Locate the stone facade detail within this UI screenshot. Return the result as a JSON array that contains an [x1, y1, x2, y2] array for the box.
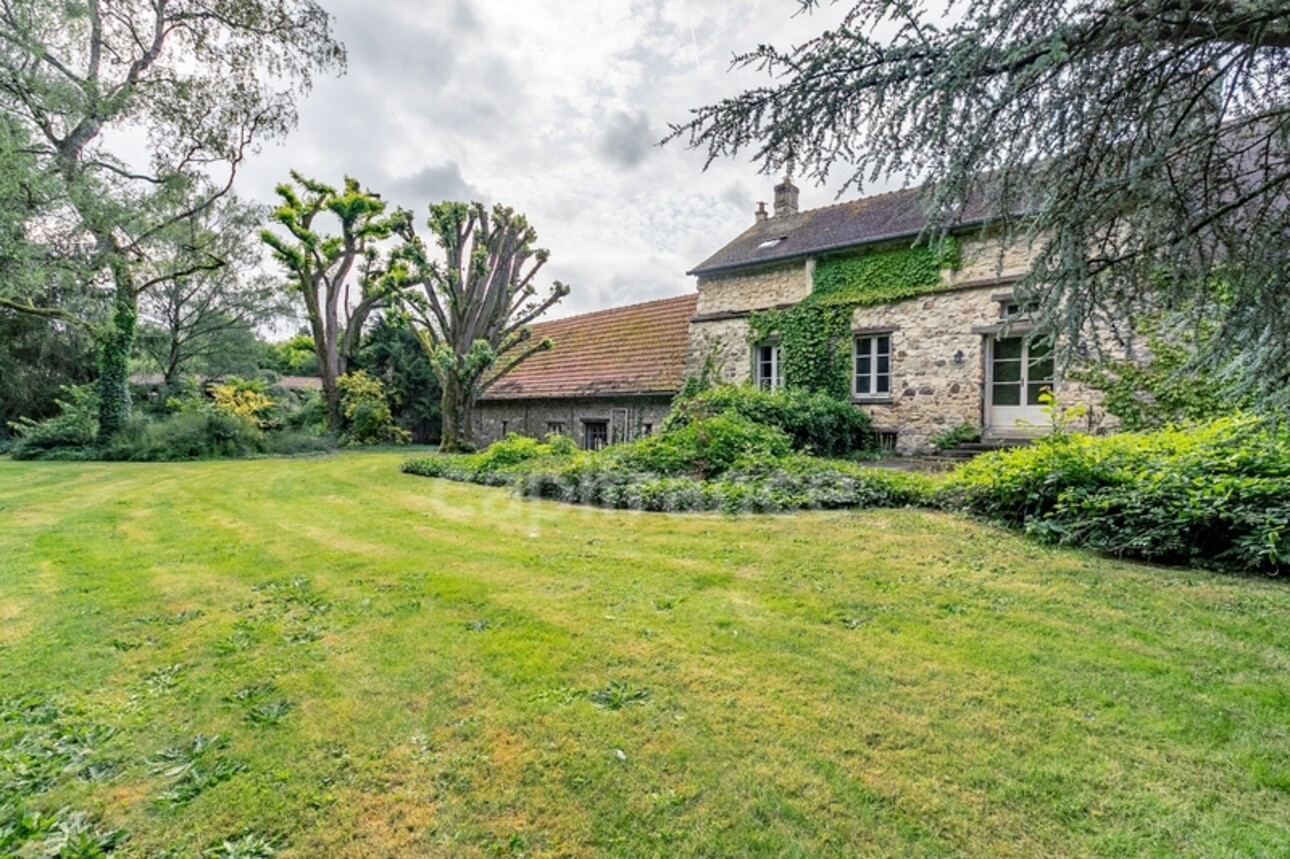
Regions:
[[686, 318, 754, 385], [946, 233, 1034, 286], [693, 263, 810, 315], [474, 396, 674, 450]]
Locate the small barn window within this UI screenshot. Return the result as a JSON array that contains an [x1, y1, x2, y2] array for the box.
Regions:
[[583, 420, 609, 451]]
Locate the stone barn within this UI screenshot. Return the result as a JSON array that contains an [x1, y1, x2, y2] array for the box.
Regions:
[[474, 293, 697, 450]]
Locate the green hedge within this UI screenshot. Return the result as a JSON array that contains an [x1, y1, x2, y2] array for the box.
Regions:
[[664, 385, 874, 458], [942, 417, 1289, 573]]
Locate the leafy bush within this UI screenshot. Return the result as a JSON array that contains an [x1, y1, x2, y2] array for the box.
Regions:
[[337, 371, 410, 446], [665, 384, 873, 457], [618, 412, 792, 479], [930, 421, 981, 450], [8, 385, 100, 460], [402, 433, 575, 485], [942, 417, 1289, 572], [100, 411, 267, 461], [211, 378, 277, 429]]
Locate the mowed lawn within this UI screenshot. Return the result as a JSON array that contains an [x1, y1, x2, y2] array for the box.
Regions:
[[2, 453, 1289, 858]]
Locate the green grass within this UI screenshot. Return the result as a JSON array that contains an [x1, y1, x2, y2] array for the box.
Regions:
[[1, 452, 1288, 857]]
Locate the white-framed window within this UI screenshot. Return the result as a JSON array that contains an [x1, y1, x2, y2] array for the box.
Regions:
[[853, 334, 892, 398], [753, 342, 782, 391]]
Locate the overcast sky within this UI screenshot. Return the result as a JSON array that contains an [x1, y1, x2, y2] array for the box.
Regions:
[[239, 0, 867, 319]]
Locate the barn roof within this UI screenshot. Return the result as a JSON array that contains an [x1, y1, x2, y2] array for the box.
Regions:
[[481, 293, 698, 401]]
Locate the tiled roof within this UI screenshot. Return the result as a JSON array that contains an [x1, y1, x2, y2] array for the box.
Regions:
[[688, 184, 994, 276], [129, 374, 322, 391], [481, 293, 698, 401]]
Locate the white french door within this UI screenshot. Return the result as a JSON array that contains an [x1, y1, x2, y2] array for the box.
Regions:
[[987, 336, 1055, 432]]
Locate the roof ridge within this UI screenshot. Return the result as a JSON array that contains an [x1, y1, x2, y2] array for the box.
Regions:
[[534, 291, 696, 326], [791, 183, 922, 219]]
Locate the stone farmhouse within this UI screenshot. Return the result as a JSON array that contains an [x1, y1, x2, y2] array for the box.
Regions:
[[476, 177, 1107, 454]]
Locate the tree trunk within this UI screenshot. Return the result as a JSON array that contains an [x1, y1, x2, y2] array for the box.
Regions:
[[97, 266, 137, 440], [438, 375, 476, 452]]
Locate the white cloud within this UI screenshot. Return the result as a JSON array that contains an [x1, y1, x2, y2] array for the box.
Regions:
[[241, 0, 864, 319]]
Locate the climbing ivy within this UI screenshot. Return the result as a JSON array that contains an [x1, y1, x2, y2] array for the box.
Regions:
[[748, 238, 961, 398]]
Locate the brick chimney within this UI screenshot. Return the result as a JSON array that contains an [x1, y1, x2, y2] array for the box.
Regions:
[[755, 201, 768, 223], [773, 175, 799, 217]]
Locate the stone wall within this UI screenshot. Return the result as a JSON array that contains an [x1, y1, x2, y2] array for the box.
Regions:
[[945, 233, 1034, 286], [851, 285, 1109, 453], [474, 396, 674, 449], [686, 317, 755, 385], [694, 262, 810, 315]]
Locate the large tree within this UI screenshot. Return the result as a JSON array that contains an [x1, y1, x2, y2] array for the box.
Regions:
[[670, 0, 1290, 408], [0, 0, 344, 437], [396, 202, 569, 452], [138, 195, 288, 385], [260, 173, 407, 430]]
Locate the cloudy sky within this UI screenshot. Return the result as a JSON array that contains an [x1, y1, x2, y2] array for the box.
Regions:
[[239, 0, 865, 319]]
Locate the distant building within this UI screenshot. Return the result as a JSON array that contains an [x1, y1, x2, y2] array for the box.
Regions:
[[473, 293, 697, 450]]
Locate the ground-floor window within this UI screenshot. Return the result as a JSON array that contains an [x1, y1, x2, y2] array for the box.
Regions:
[[547, 421, 566, 436], [583, 420, 609, 451], [853, 334, 891, 398], [753, 342, 782, 391]]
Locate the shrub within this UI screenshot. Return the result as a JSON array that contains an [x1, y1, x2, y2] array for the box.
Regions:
[[8, 385, 100, 460], [942, 417, 1289, 573], [337, 371, 410, 446], [618, 412, 792, 479], [401, 433, 578, 485], [211, 378, 277, 429], [930, 421, 981, 450], [665, 384, 873, 457], [100, 410, 267, 461]]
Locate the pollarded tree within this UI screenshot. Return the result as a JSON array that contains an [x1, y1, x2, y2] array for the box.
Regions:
[[260, 174, 408, 429], [0, 0, 344, 437], [669, 0, 1290, 408], [395, 202, 570, 452]]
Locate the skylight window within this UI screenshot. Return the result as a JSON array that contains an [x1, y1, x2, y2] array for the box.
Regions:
[[757, 236, 788, 250]]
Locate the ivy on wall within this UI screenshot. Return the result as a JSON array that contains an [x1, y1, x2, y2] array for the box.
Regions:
[[748, 238, 961, 398]]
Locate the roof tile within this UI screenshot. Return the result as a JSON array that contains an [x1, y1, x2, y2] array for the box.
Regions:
[[481, 293, 697, 401]]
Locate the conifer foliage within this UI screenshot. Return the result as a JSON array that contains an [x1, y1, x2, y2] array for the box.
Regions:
[[670, 0, 1290, 408]]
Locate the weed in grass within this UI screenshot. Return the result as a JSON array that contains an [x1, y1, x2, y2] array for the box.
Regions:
[[212, 632, 253, 655], [149, 734, 230, 778], [141, 664, 186, 695], [0, 806, 127, 857], [156, 758, 247, 807], [245, 700, 294, 727], [466, 619, 491, 632], [224, 684, 277, 704], [0, 701, 118, 797], [283, 626, 324, 645], [202, 832, 283, 857], [108, 638, 143, 651], [589, 680, 649, 710]]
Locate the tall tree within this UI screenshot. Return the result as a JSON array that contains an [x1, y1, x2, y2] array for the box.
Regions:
[[0, 0, 344, 437], [260, 173, 407, 429], [669, 0, 1290, 408], [396, 202, 569, 452], [354, 313, 443, 444], [138, 194, 288, 385]]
